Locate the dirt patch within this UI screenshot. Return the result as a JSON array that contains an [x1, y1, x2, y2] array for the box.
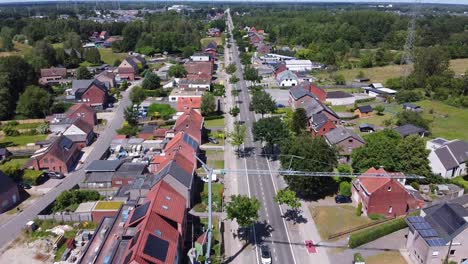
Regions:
[[0, 238, 54, 264]]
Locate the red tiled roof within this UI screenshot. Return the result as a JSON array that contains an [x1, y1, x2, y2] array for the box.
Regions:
[[174, 109, 203, 144], [163, 132, 197, 166], [177, 97, 201, 112], [114, 134, 127, 139], [357, 167, 405, 193], [147, 180, 186, 224], [184, 61, 213, 77]]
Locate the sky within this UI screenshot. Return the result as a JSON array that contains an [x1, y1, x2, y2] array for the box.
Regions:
[[0, 0, 466, 5]]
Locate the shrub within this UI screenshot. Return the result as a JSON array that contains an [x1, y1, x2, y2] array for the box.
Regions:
[[204, 115, 224, 121], [339, 181, 351, 196], [3, 126, 20, 136], [348, 217, 407, 248], [451, 176, 468, 193], [353, 252, 365, 262], [22, 170, 44, 185], [410, 182, 420, 191], [337, 164, 352, 174], [356, 97, 376, 104], [356, 202, 362, 216], [116, 125, 138, 137]]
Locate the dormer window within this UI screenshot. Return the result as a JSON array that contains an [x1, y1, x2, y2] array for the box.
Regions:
[[388, 186, 392, 191]]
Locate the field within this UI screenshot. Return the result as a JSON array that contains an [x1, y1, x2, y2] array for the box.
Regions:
[[0, 42, 32, 57], [310, 205, 376, 240], [0, 134, 48, 147], [204, 117, 225, 128], [201, 37, 223, 47], [315, 58, 468, 84], [98, 48, 127, 65]]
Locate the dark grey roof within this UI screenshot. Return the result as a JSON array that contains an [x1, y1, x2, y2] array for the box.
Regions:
[[59, 136, 74, 149], [326, 91, 353, 99], [424, 203, 468, 242], [129, 201, 150, 224], [115, 163, 148, 179], [140, 125, 157, 134], [85, 160, 124, 172], [325, 127, 365, 145], [394, 124, 427, 137], [359, 123, 374, 129], [311, 112, 328, 130], [0, 171, 17, 194], [0, 148, 11, 156], [358, 105, 373, 113], [156, 161, 193, 188], [289, 86, 314, 100], [65, 134, 88, 143], [432, 138, 448, 145], [435, 147, 459, 170], [84, 172, 114, 183], [444, 140, 468, 164], [403, 103, 420, 109], [71, 80, 94, 94]]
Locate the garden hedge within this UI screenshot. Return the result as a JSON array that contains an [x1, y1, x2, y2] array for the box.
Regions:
[[348, 217, 407, 248]]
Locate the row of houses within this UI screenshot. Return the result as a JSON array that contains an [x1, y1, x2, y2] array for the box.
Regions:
[[78, 108, 205, 263]]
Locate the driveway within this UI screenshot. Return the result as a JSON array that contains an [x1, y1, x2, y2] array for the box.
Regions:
[[265, 88, 289, 106]]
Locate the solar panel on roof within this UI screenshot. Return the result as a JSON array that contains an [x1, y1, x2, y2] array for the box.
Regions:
[[130, 230, 140, 247], [129, 202, 150, 224], [407, 216, 425, 223], [426, 238, 446, 247], [183, 133, 199, 150], [143, 234, 169, 262], [419, 229, 438, 238], [413, 222, 432, 230]]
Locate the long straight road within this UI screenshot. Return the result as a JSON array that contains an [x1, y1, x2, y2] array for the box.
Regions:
[[225, 10, 296, 264], [0, 81, 140, 249]]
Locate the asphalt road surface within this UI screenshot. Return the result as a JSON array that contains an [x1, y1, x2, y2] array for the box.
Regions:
[[0, 81, 139, 249]]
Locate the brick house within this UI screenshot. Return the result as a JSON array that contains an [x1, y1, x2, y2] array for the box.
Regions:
[[71, 80, 108, 109], [309, 83, 327, 102], [176, 97, 201, 113], [310, 113, 336, 138], [63, 118, 95, 149], [39, 67, 67, 86], [95, 71, 116, 88], [65, 103, 97, 126], [352, 167, 424, 217], [325, 127, 365, 162], [354, 105, 373, 118], [0, 171, 20, 213], [118, 58, 138, 80], [27, 136, 81, 174]]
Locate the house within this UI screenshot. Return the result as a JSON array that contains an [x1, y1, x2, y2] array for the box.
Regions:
[[184, 61, 213, 81], [118, 58, 138, 80], [63, 118, 95, 149], [256, 43, 271, 55], [308, 83, 327, 102], [39, 67, 67, 86], [405, 201, 468, 264], [325, 127, 365, 161], [99, 31, 109, 40], [112, 162, 148, 188], [66, 103, 97, 126], [0, 148, 12, 162], [394, 124, 428, 137], [285, 59, 313, 72], [359, 123, 375, 133], [204, 41, 218, 56], [177, 97, 201, 113], [426, 138, 468, 178], [173, 109, 204, 144], [138, 125, 158, 140], [83, 159, 124, 189], [277, 70, 298, 87], [95, 71, 116, 89], [402, 103, 422, 112], [178, 79, 211, 91], [26, 136, 81, 174], [70, 79, 108, 109], [190, 53, 211, 62], [354, 105, 373, 118], [207, 27, 220, 37], [352, 167, 424, 217], [0, 171, 19, 213], [310, 112, 336, 138], [326, 91, 355, 106], [370, 83, 384, 89]]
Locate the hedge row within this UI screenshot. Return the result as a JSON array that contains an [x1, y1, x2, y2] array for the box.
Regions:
[[356, 97, 376, 104], [348, 217, 407, 248], [204, 115, 224, 121], [341, 115, 359, 121]]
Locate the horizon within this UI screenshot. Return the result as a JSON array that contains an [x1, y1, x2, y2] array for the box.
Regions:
[[0, 0, 466, 5]]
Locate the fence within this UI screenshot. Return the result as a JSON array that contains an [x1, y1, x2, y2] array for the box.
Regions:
[[37, 213, 92, 222]]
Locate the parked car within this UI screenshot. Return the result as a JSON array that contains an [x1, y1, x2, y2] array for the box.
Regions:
[[260, 245, 272, 264], [47, 171, 64, 179], [208, 137, 219, 144], [202, 174, 218, 183], [335, 195, 352, 204], [18, 182, 32, 189], [276, 103, 285, 108]]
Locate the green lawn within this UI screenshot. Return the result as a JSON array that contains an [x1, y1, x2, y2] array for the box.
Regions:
[[353, 112, 392, 127], [0, 41, 32, 57], [98, 48, 127, 65], [199, 183, 224, 212], [366, 252, 407, 264], [204, 118, 225, 128], [416, 100, 468, 140], [330, 105, 352, 112], [8, 122, 45, 130], [310, 205, 376, 240], [200, 216, 222, 263], [0, 158, 29, 170], [94, 201, 123, 210], [205, 150, 224, 160], [201, 37, 223, 47], [208, 159, 225, 169], [0, 134, 47, 147]]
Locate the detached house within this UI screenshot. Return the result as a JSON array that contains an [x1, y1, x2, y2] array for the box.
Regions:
[[354, 105, 373, 118], [426, 138, 468, 178], [352, 167, 424, 217], [325, 127, 365, 162], [63, 118, 95, 149], [27, 136, 81, 174], [69, 80, 108, 109], [118, 58, 138, 80], [0, 171, 19, 214], [204, 41, 217, 56], [95, 70, 116, 88], [39, 67, 67, 86], [277, 70, 298, 87]]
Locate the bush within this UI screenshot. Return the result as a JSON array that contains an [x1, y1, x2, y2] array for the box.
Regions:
[[356, 97, 376, 104], [143, 89, 168, 97], [348, 217, 407, 248], [3, 126, 20, 136], [22, 170, 44, 185], [164, 120, 176, 126], [410, 182, 420, 191], [451, 176, 468, 193], [356, 202, 362, 216], [116, 125, 138, 137], [339, 181, 351, 196], [353, 252, 365, 262], [53, 190, 101, 212]]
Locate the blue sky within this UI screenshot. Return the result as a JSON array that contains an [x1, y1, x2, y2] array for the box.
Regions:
[[0, 0, 466, 5]]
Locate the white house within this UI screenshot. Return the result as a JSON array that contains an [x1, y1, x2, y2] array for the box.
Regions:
[[190, 53, 210, 62], [259, 53, 294, 64], [325, 91, 355, 106], [426, 138, 468, 178], [276, 70, 298, 87], [285, 59, 313, 72]]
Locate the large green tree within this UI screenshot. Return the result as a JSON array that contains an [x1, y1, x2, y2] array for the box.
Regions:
[[250, 90, 276, 117], [281, 135, 338, 199], [16, 86, 52, 118], [292, 108, 308, 135], [413, 46, 451, 86], [244, 66, 261, 84], [168, 64, 187, 78], [124, 105, 139, 126], [63, 32, 82, 50], [76, 66, 93, 79], [274, 188, 301, 210], [201, 93, 216, 116], [142, 72, 161, 90], [253, 116, 290, 149], [228, 123, 247, 155], [84, 47, 102, 65], [397, 135, 431, 177], [130, 86, 146, 104], [226, 195, 260, 229], [396, 111, 430, 130]]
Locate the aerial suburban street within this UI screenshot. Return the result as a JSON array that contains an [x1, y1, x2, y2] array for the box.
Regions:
[[0, 81, 139, 249]]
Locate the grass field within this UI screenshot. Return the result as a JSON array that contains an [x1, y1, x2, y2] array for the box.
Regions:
[[0, 42, 33, 57], [310, 205, 376, 240], [208, 159, 225, 169], [98, 48, 127, 65], [204, 117, 225, 128], [316, 58, 468, 84], [0, 134, 47, 147], [201, 37, 223, 47], [94, 201, 124, 210], [366, 251, 407, 264]]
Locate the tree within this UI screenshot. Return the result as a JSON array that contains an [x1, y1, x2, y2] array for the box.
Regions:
[[168, 64, 187, 78], [0, 26, 14, 51], [397, 135, 431, 176], [413, 46, 450, 86], [281, 135, 338, 199], [396, 90, 423, 103], [226, 63, 237, 74], [84, 47, 102, 64], [229, 106, 240, 117], [228, 123, 246, 154], [201, 93, 216, 116], [211, 83, 225, 96], [333, 74, 346, 85], [226, 195, 260, 229], [253, 116, 289, 150], [396, 111, 430, 130], [374, 105, 385, 116], [29, 40, 56, 70], [142, 72, 161, 90], [339, 181, 351, 197], [16, 86, 52, 118], [229, 75, 239, 84], [63, 32, 82, 50], [244, 66, 261, 84], [124, 105, 139, 126], [130, 86, 146, 104], [292, 108, 308, 135], [274, 189, 301, 210], [76, 66, 93, 79], [250, 90, 276, 117]]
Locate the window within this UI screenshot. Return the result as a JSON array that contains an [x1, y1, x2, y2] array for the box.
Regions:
[[348, 139, 353, 143], [388, 206, 393, 213], [388, 186, 392, 191], [450, 250, 455, 255], [115, 180, 122, 185], [432, 251, 439, 257]]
